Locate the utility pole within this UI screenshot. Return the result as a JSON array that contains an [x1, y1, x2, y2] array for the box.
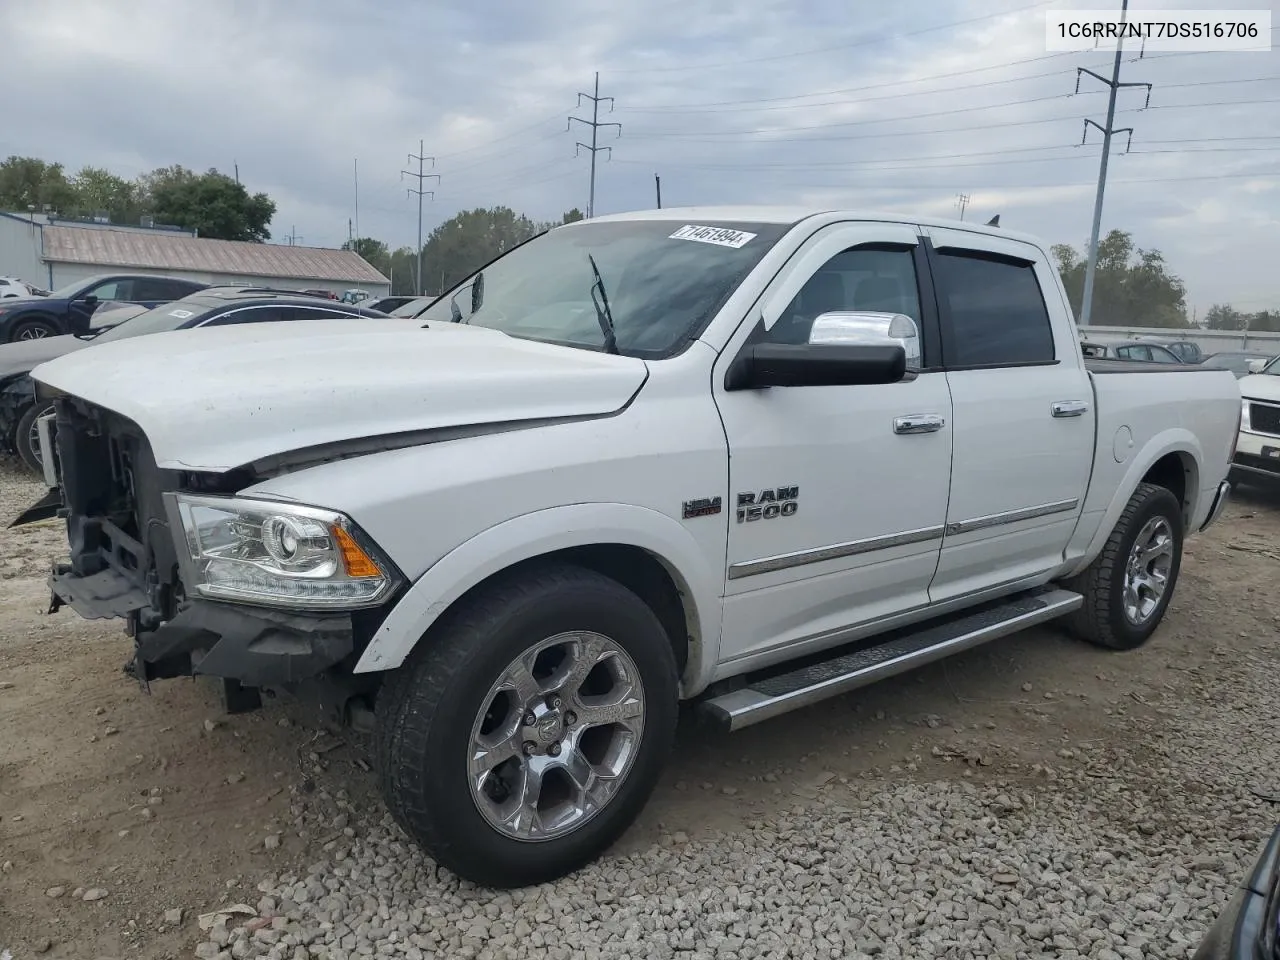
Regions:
[[283, 226, 302, 246], [568, 72, 621, 219], [234, 162, 239, 185], [401, 140, 439, 295], [655, 174, 662, 209], [955, 193, 970, 221], [353, 158, 360, 246], [1076, 0, 1151, 326], [347, 218, 354, 249]]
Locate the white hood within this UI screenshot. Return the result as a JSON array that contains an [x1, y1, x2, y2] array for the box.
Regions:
[[30, 318, 648, 472], [1240, 372, 1280, 403]]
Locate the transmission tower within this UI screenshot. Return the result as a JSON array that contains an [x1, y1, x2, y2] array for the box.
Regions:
[[1076, 0, 1151, 326], [955, 194, 970, 221], [401, 140, 440, 295], [568, 72, 621, 219]]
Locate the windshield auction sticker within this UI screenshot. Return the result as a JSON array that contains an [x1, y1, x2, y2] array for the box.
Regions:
[[669, 225, 757, 248]]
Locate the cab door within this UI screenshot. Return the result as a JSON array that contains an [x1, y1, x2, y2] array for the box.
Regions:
[[711, 222, 954, 670], [922, 226, 1095, 602]]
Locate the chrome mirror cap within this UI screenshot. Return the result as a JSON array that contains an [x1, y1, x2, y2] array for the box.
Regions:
[[809, 311, 921, 372]]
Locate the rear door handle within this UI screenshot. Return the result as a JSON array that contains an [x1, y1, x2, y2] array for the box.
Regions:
[[893, 414, 945, 435], [1051, 400, 1090, 418]]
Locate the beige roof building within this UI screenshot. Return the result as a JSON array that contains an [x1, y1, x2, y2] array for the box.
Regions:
[[0, 213, 389, 298]]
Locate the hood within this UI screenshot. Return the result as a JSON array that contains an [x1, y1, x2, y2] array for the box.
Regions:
[[31, 318, 649, 472], [0, 335, 89, 380], [1240, 372, 1280, 403]]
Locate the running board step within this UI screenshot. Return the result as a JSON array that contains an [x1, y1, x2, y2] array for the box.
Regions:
[[702, 588, 1083, 732]]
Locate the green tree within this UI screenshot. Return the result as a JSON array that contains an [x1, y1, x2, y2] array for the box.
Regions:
[[419, 206, 547, 294], [0, 156, 77, 213], [1205, 303, 1280, 333], [68, 166, 141, 222], [1053, 230, 1189, 328], [146, 166, 276, 242], [562, 208, 585, 224]]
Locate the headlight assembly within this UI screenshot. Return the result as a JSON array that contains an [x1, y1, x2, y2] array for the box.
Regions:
[[167, 494, 398, 610], [1241, 398, 1252, 433]]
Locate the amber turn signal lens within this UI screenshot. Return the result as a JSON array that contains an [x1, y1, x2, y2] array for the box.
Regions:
[[333, 526, 382, 578]]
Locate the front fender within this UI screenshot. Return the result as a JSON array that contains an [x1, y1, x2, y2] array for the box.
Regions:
[[355, 502, 725, 694], [1064, 428, 1204, 577]]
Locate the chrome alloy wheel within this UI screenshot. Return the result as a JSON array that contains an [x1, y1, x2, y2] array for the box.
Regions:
[[1123, 515, 1174, 625], [26, 413, 43, 465], [467, 631, 646, 841], [17, 326, 48, 340]]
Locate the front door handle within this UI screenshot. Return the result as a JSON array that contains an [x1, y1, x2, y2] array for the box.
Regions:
[[893, 413, 945, 435], [1051, 400, 1090, 418]]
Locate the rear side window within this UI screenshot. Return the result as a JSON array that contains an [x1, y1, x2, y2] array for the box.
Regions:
[[200, 306, 292, 326], [935, 251, 1055, 367]]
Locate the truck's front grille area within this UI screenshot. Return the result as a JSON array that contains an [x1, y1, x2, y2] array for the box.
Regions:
[[1251, 401, 1280, 436]]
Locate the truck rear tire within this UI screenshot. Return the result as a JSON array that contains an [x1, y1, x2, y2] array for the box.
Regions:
[[374, 563, 680, 888], [1060, 482, 1184, 650]]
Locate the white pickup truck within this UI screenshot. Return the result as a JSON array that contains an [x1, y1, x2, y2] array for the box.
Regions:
[[17, 206, 1240, 888]]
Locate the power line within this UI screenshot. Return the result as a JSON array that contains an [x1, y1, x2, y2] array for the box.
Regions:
[[607, 0, 1056, 73], [626, 96, 1280, 143], [568, 72, 621, 219], [401, 139, 439, 296], [1078, 0, 1151, 326], [625, 73, 1278, 116]]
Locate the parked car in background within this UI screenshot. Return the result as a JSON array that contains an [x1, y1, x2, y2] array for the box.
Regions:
[[340, 288, 371, 304], [387, 295, 437, 318], [1, 287, 393, 472], [1132, 336, 1204, 363], [1192, 823, 1280, 959], [357, 295, 418, 314], [0, 277, 41, 299], [1231, 355, 1280, 489], [298, 288, 339, 300], [0, 273, 207, 343], [1201, 351, 1275, 379], [1080, 339, 1183, 363], [17, 207, 1240, 888]]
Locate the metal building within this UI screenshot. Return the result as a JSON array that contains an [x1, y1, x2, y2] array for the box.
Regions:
[[0, 212, 389, 298]]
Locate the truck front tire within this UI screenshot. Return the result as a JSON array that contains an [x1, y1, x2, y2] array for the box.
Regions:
[[1061, 482, 1184, 650], [374, 563, 680, 888]]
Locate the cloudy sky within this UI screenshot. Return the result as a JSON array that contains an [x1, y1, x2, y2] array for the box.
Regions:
[[1, 0, 1276, 313]]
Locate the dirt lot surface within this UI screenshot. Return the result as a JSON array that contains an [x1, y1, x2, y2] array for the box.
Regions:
[[2, 459, 1280, 959]]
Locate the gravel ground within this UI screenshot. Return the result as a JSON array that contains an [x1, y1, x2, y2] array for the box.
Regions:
[[3, 458, 1280, 960]]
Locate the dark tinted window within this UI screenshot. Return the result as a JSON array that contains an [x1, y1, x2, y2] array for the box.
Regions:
[[291, 306, 366, 321], [936, 252, 1054, 366], [200, 305, 292, 326], [763, 247, 921, 346], [1116, 344, 1151, 361]]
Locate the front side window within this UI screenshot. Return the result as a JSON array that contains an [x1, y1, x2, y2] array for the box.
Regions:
[[761, 247, 921, 346], [1116, 345, 1151, 361], [935, 251, 1055, 367], [416, 220, 792, 358]]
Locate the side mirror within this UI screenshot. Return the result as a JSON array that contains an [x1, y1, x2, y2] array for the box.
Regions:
[[724, 310, 919, 391], [80, 294, 99, 307], [807, 311, 921, 373]]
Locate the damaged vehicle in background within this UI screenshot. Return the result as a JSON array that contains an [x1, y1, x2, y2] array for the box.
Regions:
[[1, 288, 394, 472], [0, 273, 207, 342], [16, 207, 1240, 889]]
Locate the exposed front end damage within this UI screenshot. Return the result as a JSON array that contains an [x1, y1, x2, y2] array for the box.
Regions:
[[35, 397, 390, 721]]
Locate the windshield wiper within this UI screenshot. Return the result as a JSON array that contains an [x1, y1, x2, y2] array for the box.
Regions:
[[587, 255, 619, 355]]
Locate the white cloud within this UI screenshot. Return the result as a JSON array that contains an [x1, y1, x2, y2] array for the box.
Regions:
[[0, 0, 1276, 311]]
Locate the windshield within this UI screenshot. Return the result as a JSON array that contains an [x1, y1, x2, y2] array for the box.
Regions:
[[416, 219, 792, 357], [46, 276, 105, 299], [91, 300, 210, 343]]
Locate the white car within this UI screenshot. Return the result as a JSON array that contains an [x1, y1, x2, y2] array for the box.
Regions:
[[0, 276, 38, 299], [1231, 355, 1280, 486], [19, 206, 1241, 888]]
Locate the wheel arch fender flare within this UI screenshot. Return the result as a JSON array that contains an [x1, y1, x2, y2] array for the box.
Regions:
[[1071, 428, 1203, 575], [354, 502, 724, 687]]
